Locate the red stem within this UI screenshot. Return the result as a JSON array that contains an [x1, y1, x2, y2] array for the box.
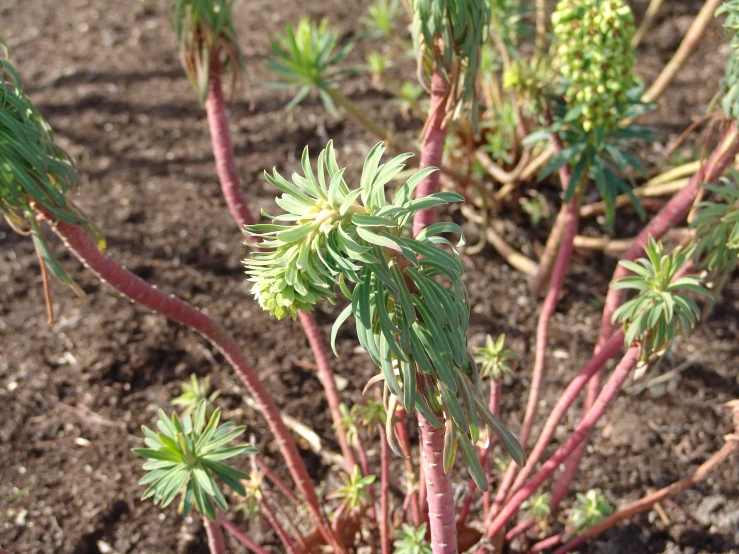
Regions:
[[205, 70, 255, 230], [419, 413, 458, 553], [559, 121, 739, 507], [483, 347, 639, 542], [260, 496, 301, 554], [510, 331, 625, 495], [529, 532, 564, 553], [396, 412, 421, 527], [519, 197, 579, 448], [256, 457, 301, 506], [489, 196, 580, 525], [379, 426, 392, 554], [206, 68, 360, 478], [413, 70, 451, 236], [48, 217, 338, 550], [205, 516, 226, 554], [505, 519, 535, 541], [298, 310, 359, 472], [220, 518, 271, 554], [459, 379, 500, 527], [553, 438, 739, 554]]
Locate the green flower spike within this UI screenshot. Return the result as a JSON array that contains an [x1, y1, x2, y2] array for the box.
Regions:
[[267, 17, 354, 114], [134, 400, 257, 520], [172, 0, 245, 102], [245, 141, 525, 488], [0, 45, 99, 294], [552, 0, 636, 133], [612, 237, 709, 367]]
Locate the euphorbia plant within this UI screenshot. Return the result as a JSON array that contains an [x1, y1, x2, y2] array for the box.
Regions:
[[169, 0, 365, 488], [244, 140, 526, 552], [0, 45, 340, 551]]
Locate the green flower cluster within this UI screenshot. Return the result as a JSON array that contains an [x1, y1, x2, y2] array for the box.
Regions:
[[552, 0, 636, 132], [245, 141, 526, 483]]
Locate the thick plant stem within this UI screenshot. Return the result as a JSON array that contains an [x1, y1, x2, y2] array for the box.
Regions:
[[379, 426, 392, 554], [205, 70, 255, 229], [483, 347, 639, 542], [206, 69, 359, 477], [49, 218, 339, 552], [298, 310, 358, 472], [553, 437, 739, 554], [221, 518, 271, 554], [558, 122, 739, 502], [205, 517, 226, 554], [413, 70, 451, 236], [419, 414, 458, 554], [641, 0, 724, 104]]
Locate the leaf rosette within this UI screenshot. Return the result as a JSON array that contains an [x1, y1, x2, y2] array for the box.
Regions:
[[244, 141, 525, 485]]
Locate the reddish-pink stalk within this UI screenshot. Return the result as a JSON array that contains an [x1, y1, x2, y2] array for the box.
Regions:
[[529, 532, 564, 553], [413, 70, 451, 236], [205, 70, 256, 230], [519, 140, 578, 449], [560, 121, 739, 506], [297, 310, 358, 472], [418, 414, 458, 553], [256, 457, 301, 506], [260, 496, 301, 554], [413, 67, 456, 554], [220, 518, 271, 554], [419, 451, 429, 526], [266, 490, 309, 551], [458, 380, 501, 527], [528, 207, 568, 294], [510, 331, 625, 495], [489, 195, 580, 524], [206, 68, 359, 475], [379, 426, 392, 554], [505, 519, 535, 541], [205, 516, 226, 554], [48, 217, 339, 551], [482, 380, 501, 517], [553, 438, 739, 554], [528, 130, 576, 294], [395, 413, 421, 526], [482, 347, 639, 543]]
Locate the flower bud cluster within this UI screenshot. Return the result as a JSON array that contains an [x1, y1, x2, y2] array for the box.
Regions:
[[552, 0, 636, 132]]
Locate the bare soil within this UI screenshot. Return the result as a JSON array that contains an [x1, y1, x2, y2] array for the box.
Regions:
[[0, 1, 737, 553]]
